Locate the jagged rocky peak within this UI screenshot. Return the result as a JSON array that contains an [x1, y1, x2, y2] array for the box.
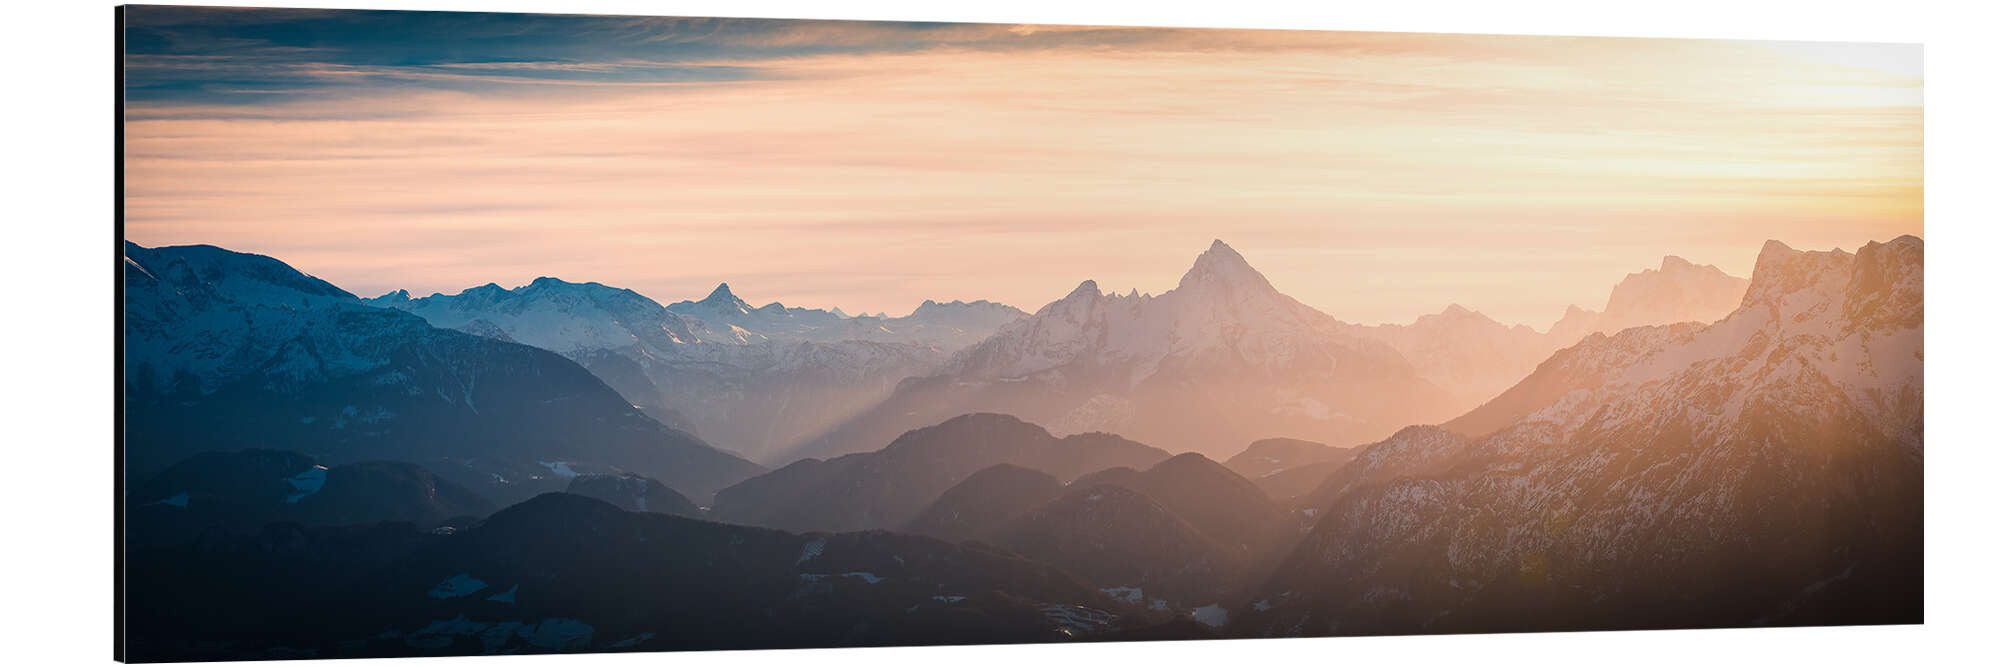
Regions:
[[905, 298, 1030, 328], [1035, 279, 1104, 314], [1177, 239, 1277, 294], [1742, 238, 1856, 308], [699, 282, 752, 308], [913, 298, 1009, 313], [368, 288, 413, 305], [1546, 250, 1750, 342], [1735, 235, 1922, 328], [1844, 235, 1924, 329]]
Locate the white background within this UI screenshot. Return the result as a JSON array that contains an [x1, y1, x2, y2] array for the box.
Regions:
[[3, 0, 1992, 665]]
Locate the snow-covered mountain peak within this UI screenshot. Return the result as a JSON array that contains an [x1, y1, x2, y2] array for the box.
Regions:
[[372, 288, 413, 304], [946, 240, 1381, 385], [1741, 238, 1855, 311], [1517, 236, 1921, 446], [1065, 279, 1102, 300], [1844, 235, 1923, 332], [125, 242, 356, 308], [1176, 239, 1277, 295], [696, 282, 754, 314], [370, 277, 698, 354]]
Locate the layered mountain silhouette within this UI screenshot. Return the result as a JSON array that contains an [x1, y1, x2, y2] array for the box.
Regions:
[[564, 472, 699, 517], [127, 449, 495, 546], [666, 282, 1024, 349], [798, 241, 1457, 461], [1546, 254, 1751, 342], [123, 243, 764, 503], [1249, 236, 1923, 635], [1222, 438, 1360, 505], [371, 279, 1023, 464], [1351, 255, 1750, 414], [995, 483, 1242, 608], [124, 492, 1188, 661], [1223, 437, 1355, 479], [905, 449, 1289, 610], [903, 464, 1066, 543], [120, 234, 1922, 657], [710, 413, 1170, 533]]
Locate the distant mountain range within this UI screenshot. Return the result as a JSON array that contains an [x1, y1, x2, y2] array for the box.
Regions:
[[120, 235, 1919, 658], [796, 241, 1458, 461], [122, 242, 764, 503], [664, 282, 1024, 349], [1350, 255, 1750, 415], [368, 278, 1024, 463], [1222, 438, 1359, 502], [357, 240, 1746, 467], [710, 413, 1170, 533]]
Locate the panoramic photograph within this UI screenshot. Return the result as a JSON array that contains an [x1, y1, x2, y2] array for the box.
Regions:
[[117, 5, 1922, 662]]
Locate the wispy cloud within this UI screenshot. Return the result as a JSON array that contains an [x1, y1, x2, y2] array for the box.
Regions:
[[121, 8, 1922, 325]]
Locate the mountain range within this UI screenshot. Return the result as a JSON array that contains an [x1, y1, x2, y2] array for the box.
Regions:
[[710, 413, 1170, 533], [358, 240, 1745, 468], [1349, 254, 1750, 415], [1247, 235, 1923, 634], [795, 241, 1459, 461], [122, 242, 764, 503], [369, 279, 1024, 463], [120, 234, 1920, 659]]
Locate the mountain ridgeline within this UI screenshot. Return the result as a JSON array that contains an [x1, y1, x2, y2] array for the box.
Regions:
[[369, 277, 1025, 464], [121, 235, 1921, 659], [122, 242, 764, 504], [1251, 235, 1923, 634], [1347, 255, 1750, 416], [798, 241, 1459, 462]]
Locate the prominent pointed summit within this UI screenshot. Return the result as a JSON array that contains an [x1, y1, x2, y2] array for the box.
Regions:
[[826, 238, 1452, 462], [687, 282, 757, 315], [1177, 239, 1276, 294]]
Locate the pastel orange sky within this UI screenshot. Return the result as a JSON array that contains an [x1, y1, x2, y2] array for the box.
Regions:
[[121, 9, 1922, 326]]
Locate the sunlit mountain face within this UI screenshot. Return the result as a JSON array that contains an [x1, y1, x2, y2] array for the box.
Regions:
[[119, 6, 1921, 662], [121, 234, 1922, 659]]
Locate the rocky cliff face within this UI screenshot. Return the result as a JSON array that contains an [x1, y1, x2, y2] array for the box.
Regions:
[[1252, 236, 1922, 636]]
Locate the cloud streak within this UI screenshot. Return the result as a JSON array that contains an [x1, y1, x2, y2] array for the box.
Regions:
[[121, 8, 1922, 326]]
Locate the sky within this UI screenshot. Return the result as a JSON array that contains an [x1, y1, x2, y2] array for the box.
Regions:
[[121, 7, 1922, 327]]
